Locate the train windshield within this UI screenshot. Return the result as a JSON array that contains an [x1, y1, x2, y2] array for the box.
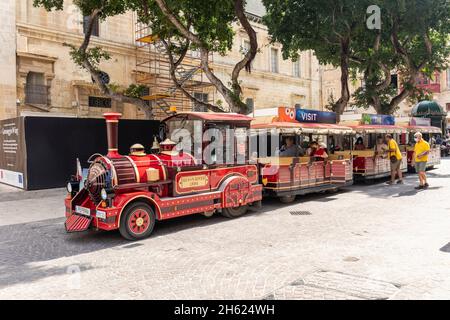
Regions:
[[166, 118, 203, 149]]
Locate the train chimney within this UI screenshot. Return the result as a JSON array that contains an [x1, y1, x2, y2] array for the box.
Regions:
[[103, 112, 122, 158]]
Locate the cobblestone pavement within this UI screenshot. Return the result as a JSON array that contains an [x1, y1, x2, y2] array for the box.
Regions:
[[0, 160, 449, 299]]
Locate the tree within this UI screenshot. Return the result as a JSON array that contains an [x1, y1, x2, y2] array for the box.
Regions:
[[263, 0, 370, 118], [34, 0, 258, 116], [352, 0, 450, 114]]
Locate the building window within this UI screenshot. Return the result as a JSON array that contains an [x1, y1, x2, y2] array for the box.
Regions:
[[293, 59, 300, 77], [446, 103, 450, 112], [25, 72, 48, 105], [83, 15, 99, 37], [245, 98, 254, 113], [270, 48, 279, 73], [193, 92, 209, 112], [391, 74, 398, 89], [89, 96, 111, 108]]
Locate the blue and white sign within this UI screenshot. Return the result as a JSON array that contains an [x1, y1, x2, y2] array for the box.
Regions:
[[295, 108, 337, 124]]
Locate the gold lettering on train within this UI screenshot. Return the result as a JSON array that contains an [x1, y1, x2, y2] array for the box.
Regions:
[[178, 175, 209, 189]]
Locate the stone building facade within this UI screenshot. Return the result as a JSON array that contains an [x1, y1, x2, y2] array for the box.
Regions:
[[0, 0, 324, 121]]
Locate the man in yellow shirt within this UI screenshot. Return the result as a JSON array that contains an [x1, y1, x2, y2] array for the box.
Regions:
[[385, 134, 403, 185], [412, 132, 431, 189]]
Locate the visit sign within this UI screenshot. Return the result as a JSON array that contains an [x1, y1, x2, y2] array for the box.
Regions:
[[296, 108, 337, 124], [278, 107, 337, 124]]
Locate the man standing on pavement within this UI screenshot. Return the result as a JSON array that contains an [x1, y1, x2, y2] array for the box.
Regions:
[[385, 134, 403, 185], [412, 132, 431, 190]]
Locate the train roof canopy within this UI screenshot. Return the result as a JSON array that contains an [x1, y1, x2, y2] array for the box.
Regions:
[[251, 116, 354, 135], [348, 124, 407, 134], [401, 125, 442, 134]]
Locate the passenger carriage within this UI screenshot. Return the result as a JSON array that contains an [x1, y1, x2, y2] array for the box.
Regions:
[[401, 124, 442, 171], [345, 124, 408, 181], [251, 115, 354, 203], [64, 112, 262, 240]]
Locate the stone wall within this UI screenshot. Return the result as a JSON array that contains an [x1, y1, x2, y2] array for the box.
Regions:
[[8, 1, 327, 121], [0, 0, 17, 120]]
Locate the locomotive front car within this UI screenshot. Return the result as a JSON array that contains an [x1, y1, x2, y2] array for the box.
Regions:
[[64, 112, 262, 240]]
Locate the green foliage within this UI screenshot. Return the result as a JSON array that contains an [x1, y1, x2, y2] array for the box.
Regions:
[[123, 84, 148, 98], [263, 0, 450, 114], [129, 0, 236, 54], [263, 0, 369, 66], [63, 43, 111, 70], [33, 0, 63, 11]]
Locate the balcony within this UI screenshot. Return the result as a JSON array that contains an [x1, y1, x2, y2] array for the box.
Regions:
[[416, 82, 441, 93], [416, 72, 441, 93]]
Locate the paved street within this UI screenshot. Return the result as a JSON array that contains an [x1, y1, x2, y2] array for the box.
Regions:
[[0, 160, 449, 300]]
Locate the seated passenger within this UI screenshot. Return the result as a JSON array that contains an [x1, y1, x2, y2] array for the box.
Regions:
[[279, 136, 305, 157], [374, 136, 388, 158], [129, 143, 146, 156], [354, 137, 366, 150], [313, 142, 329, 160], [306, 141, 317, 156]]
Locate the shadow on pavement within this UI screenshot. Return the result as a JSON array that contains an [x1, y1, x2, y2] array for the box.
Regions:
[[440, 242, 450, 253]]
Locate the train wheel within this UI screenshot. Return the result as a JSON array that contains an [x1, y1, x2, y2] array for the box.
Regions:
[[279, 195, 296, 203], [222, 205, 248, 218], [119, 202, 155, 241]]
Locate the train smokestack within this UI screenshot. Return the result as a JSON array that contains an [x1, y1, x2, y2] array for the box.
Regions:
[[103, 112, 122, 158]]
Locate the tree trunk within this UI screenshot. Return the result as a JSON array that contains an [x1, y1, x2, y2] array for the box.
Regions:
[[79, 9, 153, 119], [388, 75, 416, 111], [334, 38, 351, 116]]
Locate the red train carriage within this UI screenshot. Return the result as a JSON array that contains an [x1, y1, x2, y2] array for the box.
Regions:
[[251, 116, 354, 203], [346, 124, 408, 181], [401, 125, 442, 171], [65, 112, 262, 240]]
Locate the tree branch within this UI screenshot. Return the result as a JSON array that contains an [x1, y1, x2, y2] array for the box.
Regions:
[[154, 0, 252, 114], [78, 9, 152, 118], [161, 39, 225, 113]]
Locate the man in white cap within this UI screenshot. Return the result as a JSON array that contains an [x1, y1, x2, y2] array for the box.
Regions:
[[412, 132, 431, 189]]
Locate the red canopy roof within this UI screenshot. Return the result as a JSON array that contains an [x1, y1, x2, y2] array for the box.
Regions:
[[164, 112, 253, 122]]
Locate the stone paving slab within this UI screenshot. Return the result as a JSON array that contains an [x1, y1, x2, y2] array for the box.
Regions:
[[0, 160, 449, 299]]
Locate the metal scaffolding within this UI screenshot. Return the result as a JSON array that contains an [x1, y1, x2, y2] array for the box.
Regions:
[[135, 22, 215, 119]]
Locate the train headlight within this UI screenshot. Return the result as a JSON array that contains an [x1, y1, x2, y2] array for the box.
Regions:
[[67, 182, 73, 193], [101, 188, 108, 201]]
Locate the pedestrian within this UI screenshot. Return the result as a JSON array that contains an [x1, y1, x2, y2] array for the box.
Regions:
[[412, 132, 431, 190], [385, 134, 403, 185]]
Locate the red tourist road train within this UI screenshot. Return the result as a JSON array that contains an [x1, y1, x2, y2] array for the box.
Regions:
[[65, 112, 262, 240], [64, 111, 442, 240]]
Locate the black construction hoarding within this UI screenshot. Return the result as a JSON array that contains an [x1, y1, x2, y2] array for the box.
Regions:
[[0, 116, 160, 190]]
